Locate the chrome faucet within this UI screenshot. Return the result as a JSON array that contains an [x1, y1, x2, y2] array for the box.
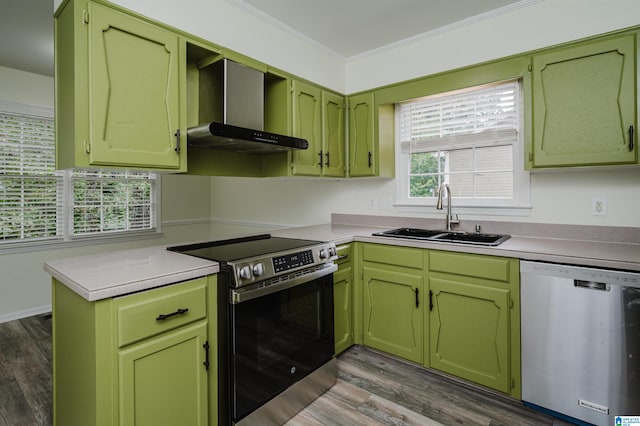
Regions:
[[436, 183, 459, 231]]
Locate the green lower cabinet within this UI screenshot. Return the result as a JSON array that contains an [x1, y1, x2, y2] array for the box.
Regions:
[[334, 265, 353, 355], [52, 275, 217, 426], [429, 278, 511, 393], [427, 250, 521, 397], [119, 321, 209, 425], [362, 265, 423, 363], [334, 244, 354, 355]]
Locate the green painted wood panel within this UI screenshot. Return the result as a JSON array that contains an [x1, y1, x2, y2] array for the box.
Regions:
[[348, 92, 376, 176], [334, 266, 353, 355], [88, 2, 182, 169], [52, 280, 115, 426], [531, 34, 637, 167], [291, 80, 322, 176], [115, 277, 207, 347], [363, 266, 423, 363], [429, 250, 511, 284], [429, 278, 510, 393], [119, 321, 208, 426], [362, 243, 423, 270], [322, 91, 346, 177]]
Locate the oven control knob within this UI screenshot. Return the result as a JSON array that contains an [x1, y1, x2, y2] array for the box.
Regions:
[[239, 265, 252, 280], [319, 248, 328, 259], [252, 263, 265, 277]]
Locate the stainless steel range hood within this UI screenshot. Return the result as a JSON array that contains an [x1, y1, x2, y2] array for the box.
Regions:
[[188, 59, 308, 154]]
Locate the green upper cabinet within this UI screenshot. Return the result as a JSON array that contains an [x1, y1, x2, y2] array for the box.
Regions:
[[348, 92, 375, 176], [55, 0, 186, 171], [291, 80, 323, 175], [322, 91, 346, 177], [290, 80, 345, 177], [348, 92, 395, 177], [529, 33, 637, 168]]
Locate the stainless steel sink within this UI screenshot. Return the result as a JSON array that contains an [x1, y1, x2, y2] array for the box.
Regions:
[[372, 228, 510, 246]]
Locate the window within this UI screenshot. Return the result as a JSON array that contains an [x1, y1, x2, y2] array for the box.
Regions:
[[0, 106, 158, 246], [395, 80, 529, 210]]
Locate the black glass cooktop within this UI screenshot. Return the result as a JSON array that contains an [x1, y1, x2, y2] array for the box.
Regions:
[[167, 234, 321, 262]]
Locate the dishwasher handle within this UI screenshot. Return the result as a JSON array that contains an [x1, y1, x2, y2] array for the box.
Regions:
[[574, 280, 610, 291]]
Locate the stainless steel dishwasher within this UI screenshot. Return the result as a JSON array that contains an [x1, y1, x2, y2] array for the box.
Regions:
[[521, 261, 640, 426]]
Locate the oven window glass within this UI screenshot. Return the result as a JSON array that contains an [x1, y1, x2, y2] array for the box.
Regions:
[[230, 275, 334, 421]]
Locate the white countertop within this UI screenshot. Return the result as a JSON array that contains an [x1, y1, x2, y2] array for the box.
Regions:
[[273, 223, 640, 272], [44, 245, 218, 301], [44, 222, 640, 302]]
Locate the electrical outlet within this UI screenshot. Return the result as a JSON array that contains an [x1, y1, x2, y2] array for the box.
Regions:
[[368, 198, 377, 210], [591, 197, 607, 216]]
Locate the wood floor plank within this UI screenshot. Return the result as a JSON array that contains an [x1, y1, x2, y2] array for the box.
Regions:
[[0, 314, 576, 426]]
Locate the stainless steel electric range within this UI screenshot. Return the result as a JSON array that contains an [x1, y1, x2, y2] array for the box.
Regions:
[[168, 234, 338, 425]]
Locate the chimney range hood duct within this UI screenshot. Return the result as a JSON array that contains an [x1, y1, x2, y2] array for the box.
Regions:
[[187, 59, 308, 154]]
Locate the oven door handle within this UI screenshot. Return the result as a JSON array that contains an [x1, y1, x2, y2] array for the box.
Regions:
[[230, 263, 337, 304]]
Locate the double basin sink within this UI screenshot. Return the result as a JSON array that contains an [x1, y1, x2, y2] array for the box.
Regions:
[[372, 227, 510, 246]]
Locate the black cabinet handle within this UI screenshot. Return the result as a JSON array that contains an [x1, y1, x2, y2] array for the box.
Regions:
[[429, 290, 433, 311], [629, 125, 635, 151], [325, 152, 330, 167], [203, 341, 210, 370], [415, 288, 419, 308], [368, 151, 372, 168], [318, 151, 323, 167], [174, 129, 181, 154], [156, 308, 189, 321]]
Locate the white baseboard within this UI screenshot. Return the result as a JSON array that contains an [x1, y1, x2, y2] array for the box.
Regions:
[[0, 305, 52, 324]]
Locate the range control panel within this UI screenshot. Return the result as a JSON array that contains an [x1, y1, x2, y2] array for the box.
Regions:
[[273, 250, 314, 273], [229, 242, 337, 288]]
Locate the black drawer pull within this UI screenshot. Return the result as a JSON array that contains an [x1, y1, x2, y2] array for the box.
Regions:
[[156, 308, 189, 321], [415, 288, 419, 308], [629, 125, 635, 151]]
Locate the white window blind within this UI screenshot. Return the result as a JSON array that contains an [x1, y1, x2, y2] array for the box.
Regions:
[[71, 170, 156, 236], [396, 80, 525, 206], [0, 108, 158, 246], [0, 112, 60, 241]]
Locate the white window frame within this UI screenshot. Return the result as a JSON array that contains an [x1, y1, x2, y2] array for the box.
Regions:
[[0, 100, 161, 251], [394, 80, 531, 216]]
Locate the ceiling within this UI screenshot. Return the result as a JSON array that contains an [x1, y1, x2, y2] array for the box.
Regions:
[[234, 0, 527, 57], [0, 0, 527, 78]]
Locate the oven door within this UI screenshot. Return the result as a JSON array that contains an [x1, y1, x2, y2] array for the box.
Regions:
[[229, 273, 334, 423]]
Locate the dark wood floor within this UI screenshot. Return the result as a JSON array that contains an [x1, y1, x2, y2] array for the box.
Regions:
[[0, 314, 52, 426], [0, 314, 572, 426]]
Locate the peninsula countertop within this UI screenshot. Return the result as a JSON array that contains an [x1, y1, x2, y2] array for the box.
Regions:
[[44, 220, 640, 302]]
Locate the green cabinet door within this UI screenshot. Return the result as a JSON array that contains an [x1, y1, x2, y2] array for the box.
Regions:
[[333, 265, 353, 355], [322, 91, 346, 177], [88, 2, 182, 169], [291, 80, 323, 175], [363, 266, 423, 363], [348, 92, 376, 176], [531, 34, 637, 167], [429, 278, 511, 393], [119, 321, 209, 426]]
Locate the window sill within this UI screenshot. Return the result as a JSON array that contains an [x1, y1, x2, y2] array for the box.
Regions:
[[394, 203, 532, 217], [0, 230, 163, 255]]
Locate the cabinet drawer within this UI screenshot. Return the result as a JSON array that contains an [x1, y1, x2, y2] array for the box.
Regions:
[[116, 277, 207, 347], [335, 244, 352, 266], [362, 243, 423, 270], [428, 251, 512, 283]]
